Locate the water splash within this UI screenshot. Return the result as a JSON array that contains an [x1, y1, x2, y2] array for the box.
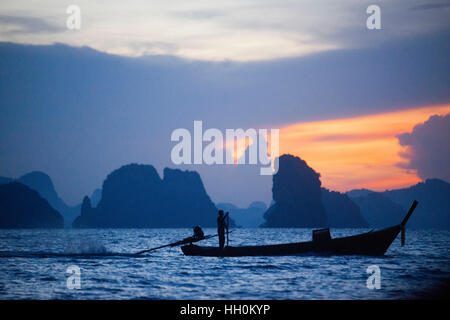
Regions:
[[64, 239, 107, 254]]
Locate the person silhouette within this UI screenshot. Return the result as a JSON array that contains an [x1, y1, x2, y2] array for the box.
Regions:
[[217, 210, 229, 250], [193, 225, 204, 241], [179, 226, 205, 245]]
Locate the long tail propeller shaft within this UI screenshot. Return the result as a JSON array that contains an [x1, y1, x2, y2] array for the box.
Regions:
[[400, 200, 418, 247]]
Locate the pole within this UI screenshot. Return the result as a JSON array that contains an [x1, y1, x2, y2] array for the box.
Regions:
[[226, 212, 230, 247], [136, 231, 232, 254]]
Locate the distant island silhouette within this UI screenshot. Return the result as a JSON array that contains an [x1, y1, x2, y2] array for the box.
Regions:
[[17, 172, 80, 226], [348, 179, 450, 229], [0, 157, 449, 229], [321, 188, 369, 228], [261, 154, 368, 228], [0, 172, 81, 227], [0, 182, 63, 228], [262, 154, 327, 227], [72, 164, 218, 228], [217, 202, 267, 227]]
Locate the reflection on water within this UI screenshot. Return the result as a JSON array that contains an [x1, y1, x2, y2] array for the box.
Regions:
[[0, 228, 448, 299]]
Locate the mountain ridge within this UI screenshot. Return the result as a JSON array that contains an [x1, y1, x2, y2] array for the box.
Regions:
[[73, 164, 218, 228], [0, 182, 64, 228]]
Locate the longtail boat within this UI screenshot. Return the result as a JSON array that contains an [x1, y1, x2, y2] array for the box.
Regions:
[[181, 200, 418, 257]]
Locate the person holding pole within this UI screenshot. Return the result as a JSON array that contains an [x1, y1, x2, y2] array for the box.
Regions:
[[217, 210, 229, 250]]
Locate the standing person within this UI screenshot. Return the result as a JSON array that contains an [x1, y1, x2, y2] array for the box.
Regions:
[[217, 210, 229, 250]]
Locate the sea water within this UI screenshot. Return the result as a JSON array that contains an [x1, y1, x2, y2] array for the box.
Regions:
[[0, 228, 448, 299]]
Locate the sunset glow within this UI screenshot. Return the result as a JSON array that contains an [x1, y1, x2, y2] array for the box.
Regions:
[[279, 105, 450, 192]]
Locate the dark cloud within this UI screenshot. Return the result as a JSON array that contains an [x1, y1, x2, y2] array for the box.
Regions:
[[398, 114, 450, 183], [0, 15, 63, 35], [0, 32, 449, 204]]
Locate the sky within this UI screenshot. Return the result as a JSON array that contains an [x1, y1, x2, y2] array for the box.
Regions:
[[279, 105, 450, 192], [1, 0, 449, 61], [0, 1, 449, 206]]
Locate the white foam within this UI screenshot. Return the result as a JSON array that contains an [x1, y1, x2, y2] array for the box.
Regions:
[[64, 239, 107, 254]]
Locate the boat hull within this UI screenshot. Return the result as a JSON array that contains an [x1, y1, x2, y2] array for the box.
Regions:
[[181, 225, 401, 257]]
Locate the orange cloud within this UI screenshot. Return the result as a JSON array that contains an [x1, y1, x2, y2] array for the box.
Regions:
[[279, 104, 450, 192]]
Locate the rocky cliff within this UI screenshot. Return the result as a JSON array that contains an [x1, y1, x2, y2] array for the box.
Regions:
[[262, 154, 327, 227], [0, 182, 64, 228], [321, 188, 369, 228], [73, 164, 218, 228], [349, 179, 450, 229]]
